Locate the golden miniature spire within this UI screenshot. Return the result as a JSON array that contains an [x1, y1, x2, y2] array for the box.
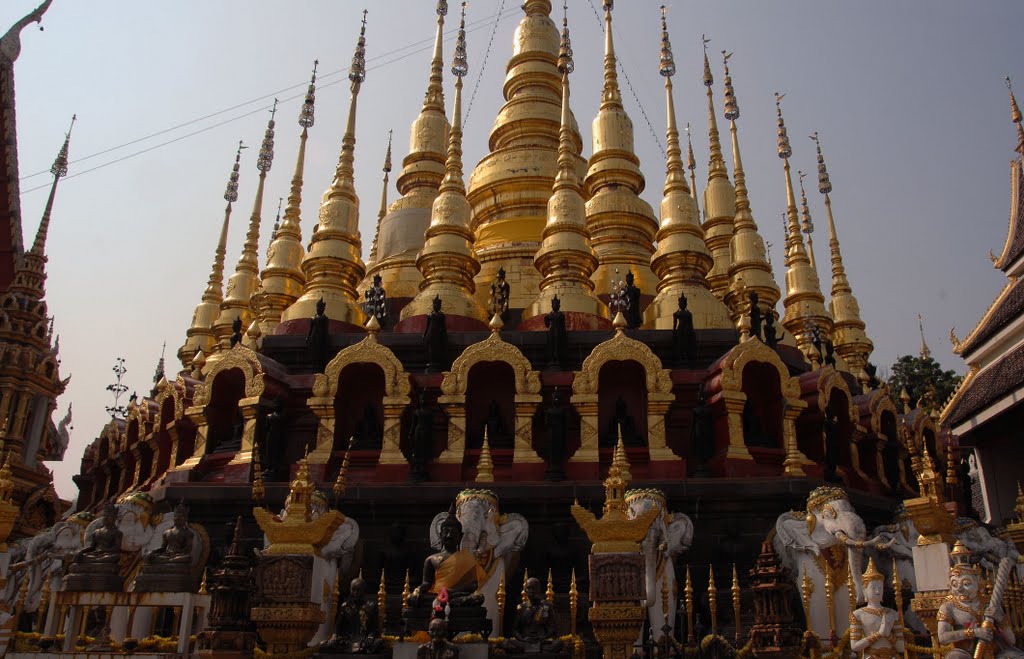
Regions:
[[476, 427, 495, 482], [364, 129, 393, 273], [775, 94, 831, 360], [213, 99, 278, 357], [523, 7, 607, 327], [700, 36, 737, 303], [797, 171, 817, 272], [282, 13, 369, 329], [11, 115, 73, 305], [811, 132, 873, 374], [366, 2, 450, 301], [179, 141, 244, 369], [686, 123, 699, 206], [1009, 77, 1024, 155], [400, 3, 487, 326], [583, 0, 658, 304], [719, 51, 779, 326], [255, 61, 319, 335], [918, 313, 931, 360], [647, 8, 730, 330], [546, 568, 555, 603], [467, 0, 582, 311]]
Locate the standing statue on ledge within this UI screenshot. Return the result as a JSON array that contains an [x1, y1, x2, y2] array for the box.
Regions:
[[417, 618, 459, 659], [408, 390, 435, 483], [543, 296, 568, 370], [937, 543, 1023, 659], [423, 296, 447, 373], [499, 577, 565, 654], [823, 409, 841, 483], [691, 385, 715, 476], [672, 293, 697, 365], [824, 339, 837, 368], [262, 397, 288, 481], [807, 321, 824, 365], [489, 266, 510, 321], [308, 297, 331, 374], [748, 291, 763, 341], [850, 559, 904, 659], [363, 274, 389, 328], [623, 271, 643, 328], [230, 316, 244, 348], [321, 576, 386, 654], [545, 388, 568, 482], [763, 310, 783, 349]]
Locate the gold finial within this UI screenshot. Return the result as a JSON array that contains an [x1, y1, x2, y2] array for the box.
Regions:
[[686, 122, 699, 207], [334, 436, 354, 501], [570, 568, 579, 637], [497, 573, 507, 624], [707, 565, 718, 635], [251, 438, 265, 505], [488, 312, 504, 334], [823, 564, 836, 638], [685, 565, 695, 643], [797, 170, 817, 271], [946, 439, 958, 489], [732, 564, 742, 644], [522, 568, 529, 605], [775, 92, 792, 159], [299, 60, 318, 128], [918, 313, 931, 360], [600, 0, 622, 108], [800, 571, 814, 626], [199, 568, 209, 595], [612, 311, 627, 332], [1009, 76, 1024, 154], [378, 571, 387, 633], [862, 557, 884, 587], [546, 568, 555, 603], [476, 428, 495, 483], [365, 313, 381, 336], [900, 387, 911, 413], [659, 6, 675, 78], [402, 568, 411, 610], [724, 53, 779, 322], [846, 563, 857, 625]]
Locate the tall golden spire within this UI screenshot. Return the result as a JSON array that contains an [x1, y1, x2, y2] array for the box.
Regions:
[[468, 0, 585, 311], [797, 171, 818, 273], [1009, 77, 1024, 155], [255, 61, 318, 336], [646, 8, 729, 330], [918, 313, 931, 360], [364, 129, 393, 274], [722, 54, 780, 326], [812, 132, 873, 374], [212, 99, 278, 358], [11, 114, 73, 303], [178, 141, 244, 369], [523, 3, 607, 327], [281, 12, 369, 330], [700, 36, 737, 303], [775, 94, 831, 360], [366, 2, 450, 304], [400, 2, 487, 327], [686, 123, 699, 208], [583, 0, 658, 308]]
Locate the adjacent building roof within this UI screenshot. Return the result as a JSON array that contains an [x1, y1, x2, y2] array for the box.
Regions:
[[995, 157, 1024, 272], [955, 276, 1024, 356], [942, 340, 1024, 429]]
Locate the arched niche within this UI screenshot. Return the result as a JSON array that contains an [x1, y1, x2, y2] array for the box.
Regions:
[[308, 332, 411, 468], [570, 328, 677, 464], [597, 360, 648, 449], [335, 363, 386, 451], [741, 361, 784, 452], [439, 331, 542, 470], [710, 337, 807, 476], [176, 345, 269, 476], [466, 362, 516, 450]]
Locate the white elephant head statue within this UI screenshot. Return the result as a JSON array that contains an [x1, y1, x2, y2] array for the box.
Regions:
[[955, 517, 1019, 570], [429, 489, 528, 561], [625, 488, 693, 640], [774, 486, 890, 605]]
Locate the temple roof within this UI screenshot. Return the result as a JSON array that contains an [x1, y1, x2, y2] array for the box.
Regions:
[[955, 276, 1024, 357], [0, 35, 25, 292], [994, 158, 1024, 273], [942, 340, 1024, 430]]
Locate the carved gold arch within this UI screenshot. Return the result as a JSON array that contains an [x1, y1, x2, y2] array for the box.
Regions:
[[313, 333, 411, 399], [152, 377, 178, 430], [815, 367, 859, 421], [718, 337, 800, 399], [191, 345, 265, 408], [172, 375, 191, 421], [573, 330, 671, 396], [867, 390, 899, 435], [441, 332, 541, 396]]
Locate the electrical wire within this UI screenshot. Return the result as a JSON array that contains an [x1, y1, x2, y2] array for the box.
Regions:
[[464, 0, 507, 130], [19, 7, 520, 186]]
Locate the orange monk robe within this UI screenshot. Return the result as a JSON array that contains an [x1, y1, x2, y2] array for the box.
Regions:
[[432, 549, 486, 593]]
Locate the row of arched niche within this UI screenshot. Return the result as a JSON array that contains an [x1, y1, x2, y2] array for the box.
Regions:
[[78, 331, 947, 510]]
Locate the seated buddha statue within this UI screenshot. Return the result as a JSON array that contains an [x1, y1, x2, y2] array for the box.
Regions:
[[409, 509, 484, 609], [500, 577, 566, 654], [63, 502, 124, 591], [135, 503, 197, 592]]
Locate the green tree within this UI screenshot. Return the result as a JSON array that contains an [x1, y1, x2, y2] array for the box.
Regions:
[[886, 355, 962, 411]]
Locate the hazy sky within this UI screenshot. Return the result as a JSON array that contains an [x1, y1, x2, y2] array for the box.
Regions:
[[3, 1, 1021, 499]]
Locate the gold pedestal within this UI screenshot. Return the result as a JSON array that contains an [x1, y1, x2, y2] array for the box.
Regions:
[[589, 602, 646, 659], [251, 602, 323, 656]]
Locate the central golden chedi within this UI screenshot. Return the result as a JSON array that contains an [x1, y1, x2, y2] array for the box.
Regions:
[[467, 0, 586, 311]]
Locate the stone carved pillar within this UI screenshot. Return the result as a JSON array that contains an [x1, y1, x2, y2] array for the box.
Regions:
[[568, 395, 599, 463], [782, 398, 809, 477], [513, 395, 542, 463], [647, 393, 679, 462], [437, 394, 466, 464], [721, 390, 753, 461], [379, 398, 407, 465], [223, 397, 263, 479], [306, 395, 335, 467]]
